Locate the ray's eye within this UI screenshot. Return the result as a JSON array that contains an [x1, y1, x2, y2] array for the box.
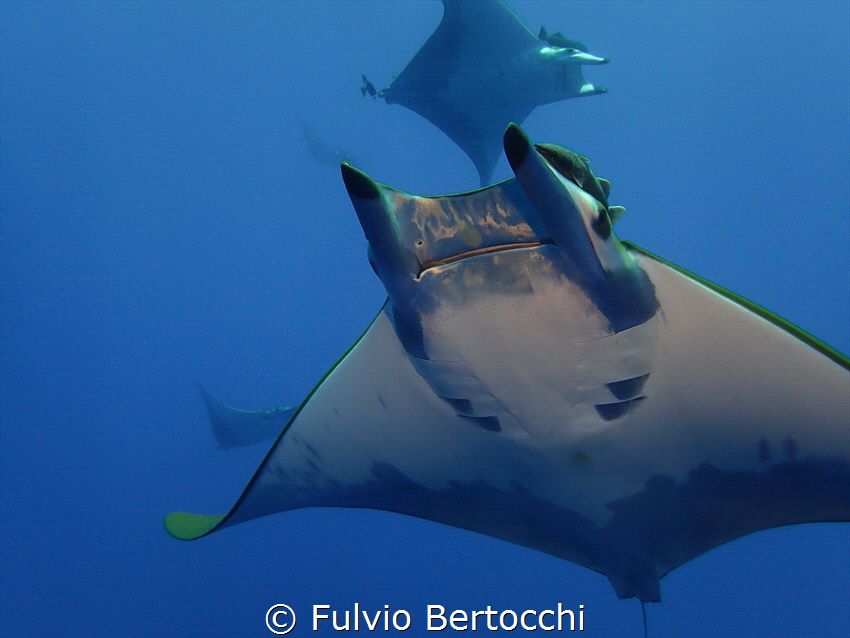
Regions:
[[594, 208, 613, 238]]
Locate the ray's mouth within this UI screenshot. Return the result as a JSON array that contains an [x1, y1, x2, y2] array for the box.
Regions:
[[419, 240, 548, 274]]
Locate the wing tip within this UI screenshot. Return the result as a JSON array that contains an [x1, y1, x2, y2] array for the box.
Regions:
[[341, 162, 381, 200], [164, 512, 226, 540]]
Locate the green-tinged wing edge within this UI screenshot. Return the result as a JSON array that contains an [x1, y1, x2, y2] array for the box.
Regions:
[[164, 302, 389, 541], [165, 513, 226, 540], [624, 241, 850, 371]]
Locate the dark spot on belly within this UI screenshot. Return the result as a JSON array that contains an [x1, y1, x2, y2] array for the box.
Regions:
[[572, 451, 591, 467]]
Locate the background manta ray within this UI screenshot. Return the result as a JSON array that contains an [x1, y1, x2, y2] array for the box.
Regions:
[[295, 114, 359, 167], [167, 125, 850, 609], [377, 0, 608, 186], [196, 384, 293, 449]]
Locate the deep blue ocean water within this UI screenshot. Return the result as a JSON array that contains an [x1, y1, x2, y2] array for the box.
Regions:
[[1, 2, 848, 636]]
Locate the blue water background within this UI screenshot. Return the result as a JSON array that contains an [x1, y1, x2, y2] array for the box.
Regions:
[[2, 1, 848, 636]]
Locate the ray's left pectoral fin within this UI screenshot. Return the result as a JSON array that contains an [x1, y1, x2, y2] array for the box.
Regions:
[[628, 243, 850, 371], [607, 456, 850, 584], [613, 245, 850, 581]]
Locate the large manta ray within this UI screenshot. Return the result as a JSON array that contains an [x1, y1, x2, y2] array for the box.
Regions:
[[166, 125, 849, 606], [378, 0, 608, 186]]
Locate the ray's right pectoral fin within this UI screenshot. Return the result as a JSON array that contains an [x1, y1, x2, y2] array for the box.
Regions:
[[165, 305, 482, 541], [164, 513, 226, 541]]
